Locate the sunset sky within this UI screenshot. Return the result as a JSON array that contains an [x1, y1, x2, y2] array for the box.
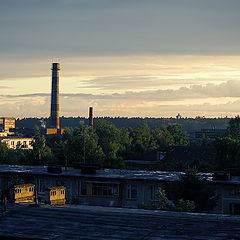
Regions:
[[1, 0, 240, 118]]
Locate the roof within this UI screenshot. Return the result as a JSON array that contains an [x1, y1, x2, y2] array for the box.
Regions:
[[2, 204, 240, 239], [0, 164, 213, 182], [14, 183, 35, 188], [47, 186, 66, 190], [1, 136, 33, 140]]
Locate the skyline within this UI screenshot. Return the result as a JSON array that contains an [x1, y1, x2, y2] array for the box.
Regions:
[[1, 0, 240, 118]]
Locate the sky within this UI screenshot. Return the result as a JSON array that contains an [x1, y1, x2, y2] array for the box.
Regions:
[[1, 0, 240, 118]]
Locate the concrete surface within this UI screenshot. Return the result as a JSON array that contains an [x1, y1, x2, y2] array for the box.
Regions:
[[0, 204, 240, 239]]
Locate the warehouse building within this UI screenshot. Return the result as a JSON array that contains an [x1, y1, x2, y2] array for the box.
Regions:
[[0, 165, 239, 214]]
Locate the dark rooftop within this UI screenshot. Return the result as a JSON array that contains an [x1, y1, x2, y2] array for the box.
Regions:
[[0, 164, 212, 182], [1, 204, 240, 240]]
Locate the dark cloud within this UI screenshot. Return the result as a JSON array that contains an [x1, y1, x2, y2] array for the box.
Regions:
[[1, 0, 240, 57]]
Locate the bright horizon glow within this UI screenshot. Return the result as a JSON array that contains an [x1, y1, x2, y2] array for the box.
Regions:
[[1, 1, 240, 118]]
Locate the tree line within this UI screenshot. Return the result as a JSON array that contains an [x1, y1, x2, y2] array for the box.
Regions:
[[0, 120, 189, 167], [2, 116, 240, 172], [16, 116, 230, 132]]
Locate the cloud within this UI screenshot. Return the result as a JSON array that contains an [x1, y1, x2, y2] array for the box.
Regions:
[[1, 0, 240, 57], [0, 86, 12, 89], [0, 80, 240, 118], [1, 80, 240, 101]]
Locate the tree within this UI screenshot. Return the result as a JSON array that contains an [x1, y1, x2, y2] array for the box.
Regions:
[[214, 136, 240, 169], [156, 188, 168, 210], [174, 199, 195, 212], [175, 168, 218, 212], [152, 126, 174, 147], [130, 123, 157, 153], [167, 124, 189, 146], [226, 116, 240, 140], [96, 120, 124, 168], [0, 141, 8, 163], [118, 128, 133, 159], [58, 123, 105, 166], [214, 116, 240, 169], [32, 126, 52, 164]]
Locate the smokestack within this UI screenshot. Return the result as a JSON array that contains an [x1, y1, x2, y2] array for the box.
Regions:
[[89, 107, 93, 127], [50, 63, 60, 129]]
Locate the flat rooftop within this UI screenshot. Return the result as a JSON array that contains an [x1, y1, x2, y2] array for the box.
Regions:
[[2, 164, 240, 184], [0, 164, 212, 182], [1, 204, 240, 240]]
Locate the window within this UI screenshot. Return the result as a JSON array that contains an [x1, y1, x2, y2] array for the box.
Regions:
[[151, 185, 158, 201], [11, 141, 14, 146], [29, 187, 32, 192], [81, 181, 87, 195], [91, 183, 119, 197], [230, 188, 240, 196], [127, 184, 137, 200]]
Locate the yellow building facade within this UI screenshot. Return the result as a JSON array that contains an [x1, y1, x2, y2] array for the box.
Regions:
[[14, 184, 35, 203], [1, 137, 33, 150], [45, 186, 66, 205]]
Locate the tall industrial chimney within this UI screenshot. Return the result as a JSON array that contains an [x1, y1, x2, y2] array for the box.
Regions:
[[50, 63, 60, 129], [89, 107, 93, 127]]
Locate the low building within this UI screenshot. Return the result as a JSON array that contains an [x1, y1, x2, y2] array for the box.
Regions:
[[1, 136, 33, 150], [0, 165, 240, 214], [46, 128, 64, 135]]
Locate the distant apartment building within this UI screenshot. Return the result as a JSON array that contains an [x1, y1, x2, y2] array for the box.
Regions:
[[1, 136, 33, 150], [0, 117, 15, 132], [195, 129, 226, 140]]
